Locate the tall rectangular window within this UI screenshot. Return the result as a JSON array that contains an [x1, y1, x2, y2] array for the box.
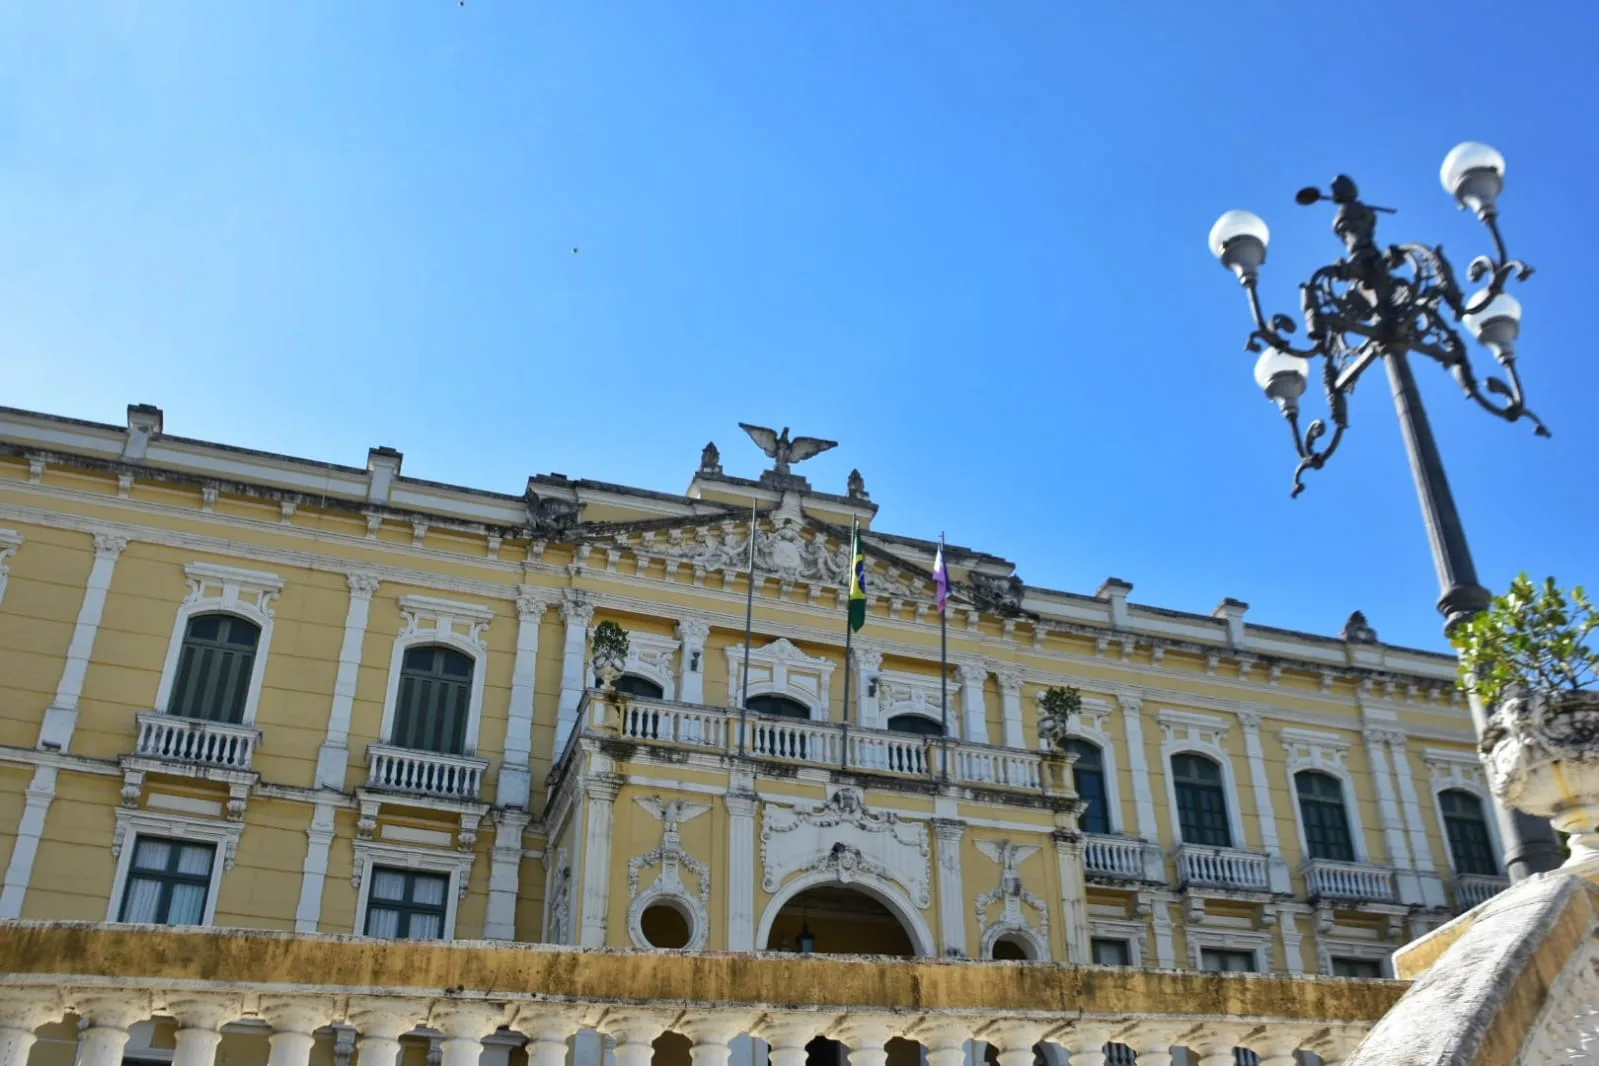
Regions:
[[118, 837, 215, 925], [1296, 771, 1356, 861], [364, 867, 450, 939], [1172, 754, 1232, 847], [1091, 938, 1130, 966], [1332, 957, 1383, 978], [1070, 740, 1111, 835]]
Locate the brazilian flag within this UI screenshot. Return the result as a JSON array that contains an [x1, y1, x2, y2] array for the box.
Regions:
[[848, 524, 868, 631]]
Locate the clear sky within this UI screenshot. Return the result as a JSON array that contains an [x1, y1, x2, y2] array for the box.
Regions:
[[2, 1, 1595, 653]]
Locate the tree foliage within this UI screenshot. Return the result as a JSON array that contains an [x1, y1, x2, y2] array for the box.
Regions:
[[1452, 573, 1599, 706]]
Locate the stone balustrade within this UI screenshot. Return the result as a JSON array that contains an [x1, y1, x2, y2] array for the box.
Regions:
[[1450, 873, 1509, 911], [132, 711, 260, 772], [365, 743, 489, 801], [1083, 834, 1162, 882], [1174, 844, 1271, 893], [1302, 859, 1397, 904], [0, 922, 1392, 1066]]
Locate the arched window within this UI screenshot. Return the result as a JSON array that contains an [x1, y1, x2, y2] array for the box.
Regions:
[[612, 674, 665, 699], [392, 645, 474, 755], [990, 934, 1033, 961], [1069, 739, 1110, 835], [1171, 753, 1231, 847], [747, 694, 812, 720], [1440, 789, 1498, 875], [885, 714, 945, 736], [1296, 771, 1355, 861], [168, 613, 261, 724]]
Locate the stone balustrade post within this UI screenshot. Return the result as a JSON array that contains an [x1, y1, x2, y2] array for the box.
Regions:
[[600, 1011, 669, 1066], [681, 1013, 759, 1066], [831, 1018, 899, 1066], [348, 999, 425, 1066], [72, 991, 155, 1066], [986, 1022, 1049, 1066], [259, 998, 331, 1066], [510, 1009, 583, 1066], [1189, 1027, 1249, 1066], [1057, 1027, 1114, 1066], [168, 994, 243, 1066], [432, 1004, 509, 1066], [760, 1016, 823, 1066], [917, 1020, 973, 1066], [0, 989, 61, 1066]]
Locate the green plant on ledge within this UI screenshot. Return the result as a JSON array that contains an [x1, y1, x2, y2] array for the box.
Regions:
[[590, 620, 631, 691], [1037, 685, 1083, 751], [1452, 573, 1599, 706]]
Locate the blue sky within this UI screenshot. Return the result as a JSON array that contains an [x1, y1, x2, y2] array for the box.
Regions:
[[2, 2, 1595, 653]]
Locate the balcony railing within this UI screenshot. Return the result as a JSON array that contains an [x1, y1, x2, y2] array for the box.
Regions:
[[1175, 843, 1271, 893], [365, 743, 488, 802], [1453, 873, 1509, 910], [1083, 834, 1160, 881], [132, 711, 259, 773], [596, 692, 1048, 793], [1303, 858, 1397, 903]]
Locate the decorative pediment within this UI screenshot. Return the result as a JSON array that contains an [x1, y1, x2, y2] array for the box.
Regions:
[[725, 638, 835, 715], [761, 786, 930, 908], [877, 669, 953, 723]]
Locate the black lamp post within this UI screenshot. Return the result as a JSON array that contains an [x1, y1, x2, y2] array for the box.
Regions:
[[1208, 142, 1563, 881]]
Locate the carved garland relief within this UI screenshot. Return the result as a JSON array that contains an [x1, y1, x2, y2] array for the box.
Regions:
[[760, 787, 931, 909]]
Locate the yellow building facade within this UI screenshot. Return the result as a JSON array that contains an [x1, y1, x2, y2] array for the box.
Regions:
[[0, 402, 1515, 1062]]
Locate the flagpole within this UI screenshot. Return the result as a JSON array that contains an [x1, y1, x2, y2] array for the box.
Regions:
[[738, 498, 757, 756], [938, 532, 950, 782], [842, 517, 857, 735]]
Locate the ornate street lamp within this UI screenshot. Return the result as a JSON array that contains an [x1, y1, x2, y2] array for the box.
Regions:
[[1209, 143, 1564, 881]]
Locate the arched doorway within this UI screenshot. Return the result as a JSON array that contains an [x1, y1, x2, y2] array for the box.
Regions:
[[763, 884, 919, 956]]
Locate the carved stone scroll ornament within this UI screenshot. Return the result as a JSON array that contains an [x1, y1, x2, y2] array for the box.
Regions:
[[626, 797, 712, 950], [760, 787, 931, 908], [1479, 688, 1599, 863], [974, 839, 1050, 952]]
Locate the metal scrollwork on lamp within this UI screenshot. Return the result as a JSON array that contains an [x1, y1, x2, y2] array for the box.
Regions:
[[1209, 142, 1546, 500]]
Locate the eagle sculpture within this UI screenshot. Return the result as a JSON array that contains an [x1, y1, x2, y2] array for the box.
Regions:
[[738, 423, 838, 476]]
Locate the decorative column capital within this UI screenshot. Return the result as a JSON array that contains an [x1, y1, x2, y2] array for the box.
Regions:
[[757, 1015, 826, 1051], [560, 590, 595, 627], [0, 987, 64, 1031], [165, 992, 245, 1031], [982, 1022, 1051, 1053], [993, 663, 1025, 695], [92, 531, 130, 559], [1117, 692, 1144, 716], [428, 1003, 510, 1040], [582, 772, 623, 805], [516, 585, 558, 621], [828, 1017, 900, 1052], [346, 572, 381, 598], [676, 615, 711, 647], [1236, 708, 1263, 734], [956, 661, 988, 687], [724, 789, 758, 819], [257, 996, 333, 1037], [930, 817, 966, 843], [677, 1012, 763, 1048], [345, 998, 424, 1040], [70, 989, 156, 1029], [597, 1009, 673, 1046], [852, 643, 884, 673]]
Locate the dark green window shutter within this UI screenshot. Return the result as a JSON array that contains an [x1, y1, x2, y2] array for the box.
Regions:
[[1172, 753, 1232, 847], [392, 646, 474, 755], [1069, 739, 1111, 835], [168, 614, 260, 724], [1440, 789, 1498, 875], [1296, 771, 1356, 861]]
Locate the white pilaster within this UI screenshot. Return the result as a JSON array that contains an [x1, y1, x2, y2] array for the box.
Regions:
[[315, 573, 380, 789], [854, 645, 884, 728], [501, 587, 555, 808], [994, 665, 1025, 749], [38, 532, 127, 750], [1387, 733, 1448, 908], [1362, 728, 1421, 906], [0, 530, 22, 611], [1117, 696, 1159, 849], [1238, 711, 1291, 894], [578, 773, 621, 947], [294, 801, 337, 932], [957, 662, 988, 745], [485, 810, 531, 940], [0, 767, 56, 919], [931, 816, 967, 957], [725, 771, 759, 950], [557, 592, 596, 754], [1051, 830, 1091, 963], [1147, 895, 1176, 968], [677, 617, 711, 705], [1275, 905, 1305, 973]]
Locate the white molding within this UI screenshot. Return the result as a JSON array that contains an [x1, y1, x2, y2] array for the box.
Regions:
[[152, 562, 283, 725], [1315, 932, 1395, 978], [1158, 711, 1248, 849], [107, 808, 242, 925], [1423, 752, 1506, 877], [1280, 729, 1370, 864], [38, 529, 127, 749], [1088, 917, 1147, 967], [724, 638, 835, 720], [0, 528, 22, 609], [377, 599, 492, 753], [316, 574, 380, 789], [1183, 922, 1275, 972], [350, 838, 474, 939], [619, 630, 682, 699], [295, 802, 336, 932], [0, 766, 56, 918], [875, 667, 956, 737]]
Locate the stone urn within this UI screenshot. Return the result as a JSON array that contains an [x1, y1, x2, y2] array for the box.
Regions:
[[1479, 687, 1599, 864], [592, 647, 624, 690]]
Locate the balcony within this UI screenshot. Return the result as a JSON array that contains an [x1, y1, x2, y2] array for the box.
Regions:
[[593, 692, 1048, 793], [131, 711, 259, 773], [1303, 858, 1397, 904], [1453, 873, 1509, 911], [1175, 843, 1272, 893], [365, 743, 488, 802], [1083, 833, 1163, 882]]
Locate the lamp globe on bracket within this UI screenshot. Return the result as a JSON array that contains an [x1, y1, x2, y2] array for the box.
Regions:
[[1252, 348, 1311, 415], [1441, 141, 1506, 217], [1209, 210, 1270, 282]]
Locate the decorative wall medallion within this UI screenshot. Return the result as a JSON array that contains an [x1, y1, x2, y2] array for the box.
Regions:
[[761, 787, 930, 908], [626, 796, 711, 949]]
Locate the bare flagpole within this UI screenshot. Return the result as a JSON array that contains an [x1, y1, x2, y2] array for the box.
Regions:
[[842, 517, 857, 735], [939, 532, 950, 781], [738, 498, 757, 756]]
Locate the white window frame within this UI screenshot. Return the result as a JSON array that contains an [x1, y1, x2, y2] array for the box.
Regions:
[[1067, 701, 1123, 835], [1186, 925, 1274, 972], [1423, 749, 1506, 877], [0, 529, 22, 609], [154, 562, 283, 725], [1316, 934, 1395, 978], [379, 594, 494, 754], [352, 839, 475, 940], [613, 630, 682, 699], [1280, 728, 1370, 864], [724, 638, 835, 721], [1158, 710, 1248, 849], [876, 667, 958, 738], [1088, 917, 1146, 966], [108, 808, 241, 925]]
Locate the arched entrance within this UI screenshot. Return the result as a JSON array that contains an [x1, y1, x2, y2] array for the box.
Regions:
[[763, 884, 919, 956]]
